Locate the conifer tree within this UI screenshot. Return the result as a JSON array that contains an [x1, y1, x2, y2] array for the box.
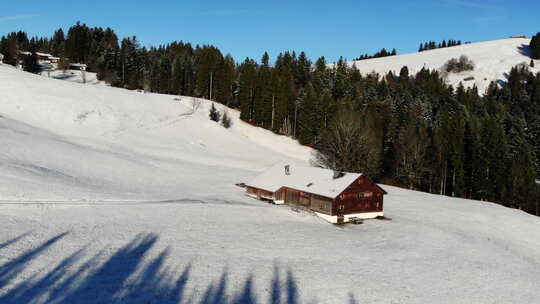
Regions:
[[399, 66, 409, 83], [297, 84, 318, 145], [530, 33, 540, 59], [238, 58, 257, 121], [51, 28, 65, 57], [22, 53, 41, 73], [221, 110, 232, 128]]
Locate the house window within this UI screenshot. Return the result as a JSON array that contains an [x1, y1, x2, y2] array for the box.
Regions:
[[359, 192, 373, 198]]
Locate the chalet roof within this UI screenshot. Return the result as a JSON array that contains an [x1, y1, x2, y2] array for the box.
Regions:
[[35, 52, 52, 57], [247, 163, 362, 199]]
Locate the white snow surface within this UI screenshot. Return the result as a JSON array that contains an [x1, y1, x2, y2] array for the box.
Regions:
[[39, 68, 103, 85], [346, 38, 539, 94], [1, 64, 540, 304], [247, 163, 362, 199]]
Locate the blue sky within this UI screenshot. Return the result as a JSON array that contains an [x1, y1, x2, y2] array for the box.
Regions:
[[0, 0, 538, 62]]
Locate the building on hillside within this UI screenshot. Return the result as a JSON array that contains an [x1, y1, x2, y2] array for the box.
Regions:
[[69, 63, 87, 71], [246, 164, 387, 224], [35, 52, 53, 62], [49, 56, 60, 64]]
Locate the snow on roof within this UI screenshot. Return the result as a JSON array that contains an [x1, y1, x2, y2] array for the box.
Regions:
[[69, 63, 87, 67], [247, 163, 362, 199], [19, 51, 32, 56], [35, 52, 52, 57]]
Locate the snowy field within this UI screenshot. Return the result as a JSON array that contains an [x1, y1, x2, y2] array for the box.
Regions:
[[39, 68, 103, 85], [346, 38, 539, 94], [1, 63, 540, 303]]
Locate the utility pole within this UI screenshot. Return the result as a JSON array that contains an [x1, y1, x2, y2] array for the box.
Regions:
[[209, 72, 213, 100], [271, 95, 275, 130]]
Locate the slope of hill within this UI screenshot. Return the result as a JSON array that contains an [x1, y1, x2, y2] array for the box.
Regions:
[[0, 64, 311, 201], [1, 65, 540, 304], [347, 38, 539, 93]]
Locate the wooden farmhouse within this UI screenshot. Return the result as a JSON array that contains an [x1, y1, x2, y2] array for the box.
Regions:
[[35, 52, 53, 62], [246, 164, 387, 224]]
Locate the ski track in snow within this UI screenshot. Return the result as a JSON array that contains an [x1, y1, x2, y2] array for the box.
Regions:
[[1, 46, 540, 303]]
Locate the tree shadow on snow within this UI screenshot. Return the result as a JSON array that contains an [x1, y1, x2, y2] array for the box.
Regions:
[[0, 232, 333, 304], [0, 231, 34, 251], [518, 44, 533, 58], [52, 73, 77, 81]]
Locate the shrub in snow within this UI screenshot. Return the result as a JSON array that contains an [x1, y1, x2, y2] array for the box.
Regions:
[[221, 110, 232, 128], [444, 55, 475, 73], [209, 103, 221, 122]]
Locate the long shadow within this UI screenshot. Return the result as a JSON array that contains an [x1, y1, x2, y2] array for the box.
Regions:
[[0, 231, 33, 251], [518, 44, 533, 58], [0, 232, 349, 304], [0, 232, 68, 289]]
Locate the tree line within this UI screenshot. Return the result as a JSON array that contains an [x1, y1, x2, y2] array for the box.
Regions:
[[1, 23, 539, 216], [353, 48, 397, 61], [419, 39, 463, 52]]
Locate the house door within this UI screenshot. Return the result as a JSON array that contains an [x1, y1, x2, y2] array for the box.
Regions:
[[337, 204, 345, 224]]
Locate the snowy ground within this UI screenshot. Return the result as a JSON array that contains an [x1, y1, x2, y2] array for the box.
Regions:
[[39, 69, 103, 85], [1, 64, 540, 303], [345, 38, 539, 94]]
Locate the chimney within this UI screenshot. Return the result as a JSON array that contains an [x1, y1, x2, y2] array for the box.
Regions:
[[333, 170, 345, 179], [285, 165, 291, 176]]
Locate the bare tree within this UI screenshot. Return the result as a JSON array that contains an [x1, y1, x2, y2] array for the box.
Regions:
[[312, 110, 380, 176], [58, 57, 70, 73], [190, 97, 202, 113], [179, 97, 203, 117], [395, 123, 429, 189]]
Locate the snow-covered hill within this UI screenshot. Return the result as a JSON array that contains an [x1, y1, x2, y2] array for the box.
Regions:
[[1, 65, 540, 304], [346, 38, 539, 94], [0, 64, 311, 201]]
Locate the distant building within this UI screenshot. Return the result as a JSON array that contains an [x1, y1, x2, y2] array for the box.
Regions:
[[35, 52, 53, 62], [69, 63, 87, 71], [246, 164, 387, 224], [509, 35, 528, 39]]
